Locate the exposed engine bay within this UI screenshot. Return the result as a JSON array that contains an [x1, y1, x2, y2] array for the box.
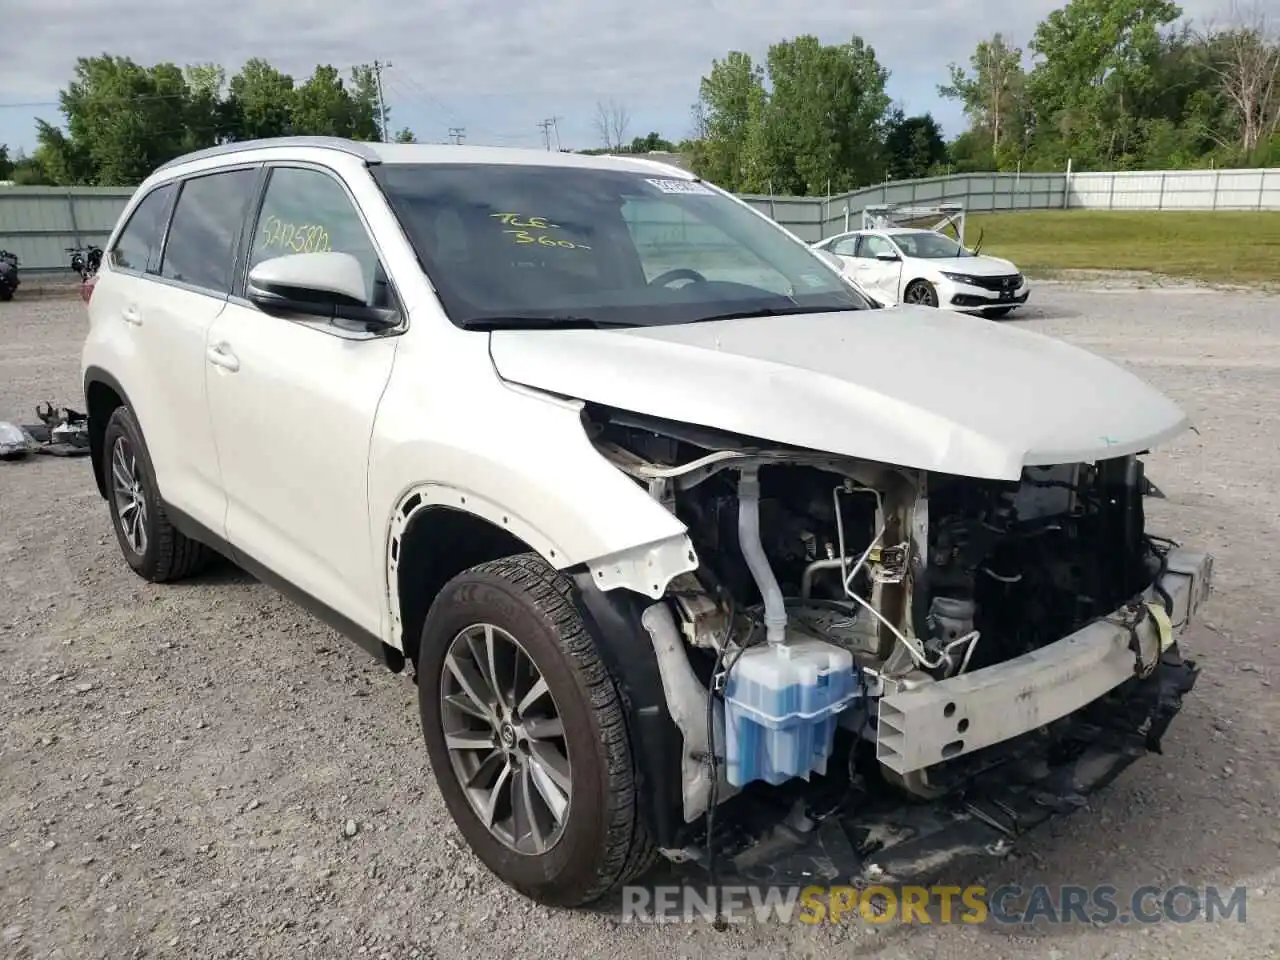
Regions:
[[582, 402, 1187, 834]]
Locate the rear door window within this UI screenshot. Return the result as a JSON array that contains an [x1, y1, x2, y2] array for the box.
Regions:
[[159, 169, 259, 295], [109, 183, 176, 273]]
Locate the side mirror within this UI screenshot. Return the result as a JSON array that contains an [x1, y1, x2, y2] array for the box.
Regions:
[[247, 252, 397, 331], [875, 251, 900, 262]]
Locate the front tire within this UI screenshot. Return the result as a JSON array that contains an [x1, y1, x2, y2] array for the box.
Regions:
[[102, 406, 208, 582], [417, 553, 655, 907], [903, 279, 939, 307]]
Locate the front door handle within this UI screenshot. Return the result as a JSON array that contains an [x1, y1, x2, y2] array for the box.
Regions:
[[206, 343, 240, 373], [121, 306, 142, 326]]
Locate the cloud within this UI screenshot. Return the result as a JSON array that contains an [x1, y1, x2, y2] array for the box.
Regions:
[[0, 0, 1232, 150]]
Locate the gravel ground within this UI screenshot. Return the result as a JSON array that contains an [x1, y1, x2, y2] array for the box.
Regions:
[[2, 282, 1278, 959]]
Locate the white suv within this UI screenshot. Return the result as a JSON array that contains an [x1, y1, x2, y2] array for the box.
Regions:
[[82, 137, 1212, 907]]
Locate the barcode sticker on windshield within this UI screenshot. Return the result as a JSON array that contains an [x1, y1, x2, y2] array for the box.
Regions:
[[645, 178, 714, 195]]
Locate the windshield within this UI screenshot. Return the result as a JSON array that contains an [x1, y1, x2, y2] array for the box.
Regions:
[[891, 231, 972, 259], [370, 163, 869, 329]]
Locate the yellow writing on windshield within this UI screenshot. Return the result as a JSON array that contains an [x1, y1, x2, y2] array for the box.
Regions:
[[490, 212, 592, 250], [259, 216, 332, 254], [503, 230, 591, 250]]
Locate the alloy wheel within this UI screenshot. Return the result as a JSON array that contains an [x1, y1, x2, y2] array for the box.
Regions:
[[439, 622, 572, 855], [110, 436, 148, 555], [905, 283, 936, 306]]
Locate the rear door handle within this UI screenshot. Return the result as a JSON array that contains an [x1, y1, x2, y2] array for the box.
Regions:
[[121, 306, 142, 326], [206, 343, 240, 373]]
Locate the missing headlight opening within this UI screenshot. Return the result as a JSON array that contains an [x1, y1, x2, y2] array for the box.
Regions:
[[583, 404, 1187, 827]]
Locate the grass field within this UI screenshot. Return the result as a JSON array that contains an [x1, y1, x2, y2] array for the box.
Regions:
[[962, 210, 1280, 285]]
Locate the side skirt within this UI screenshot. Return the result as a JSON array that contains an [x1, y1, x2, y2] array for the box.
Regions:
[[165, 504, 406, 674]]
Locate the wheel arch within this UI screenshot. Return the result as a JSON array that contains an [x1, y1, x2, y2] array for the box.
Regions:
[[386, 480, 698, 660], [389, 500, 535, 667], [83, 366, 134, 499], [386, 486, 693, 848]]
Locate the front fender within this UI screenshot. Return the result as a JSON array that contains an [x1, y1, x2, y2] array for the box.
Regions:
[[369, 376, 699, 643]]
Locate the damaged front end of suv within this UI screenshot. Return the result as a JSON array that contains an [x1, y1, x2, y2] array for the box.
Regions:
[[573, 404, 1212, 886]]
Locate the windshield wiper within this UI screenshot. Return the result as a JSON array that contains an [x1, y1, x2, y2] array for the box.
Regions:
[[685, 304, 863, 324], [458, 315, 638, 331]]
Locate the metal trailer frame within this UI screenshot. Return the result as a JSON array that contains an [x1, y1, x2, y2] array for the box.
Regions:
[[861, 202, 967, 243]]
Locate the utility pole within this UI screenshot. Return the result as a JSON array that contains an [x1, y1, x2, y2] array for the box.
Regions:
[[448, 127, 466, 145], [372, 60, 392, 141], [536, 118, 554, 151], [549, 116, 562, 151]]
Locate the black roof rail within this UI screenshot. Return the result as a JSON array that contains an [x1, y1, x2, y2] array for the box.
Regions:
[[154, 137, 381, 174]]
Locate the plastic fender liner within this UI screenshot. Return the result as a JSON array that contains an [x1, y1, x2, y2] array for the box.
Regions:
[[568, 569, 687, 849]]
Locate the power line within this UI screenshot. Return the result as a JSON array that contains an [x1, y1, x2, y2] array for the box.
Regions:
[[385, 69, 539, 146], [0, 92, 191, 110], [0, 60, 402, 114]]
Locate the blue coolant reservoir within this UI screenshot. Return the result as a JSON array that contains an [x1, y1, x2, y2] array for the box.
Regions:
[[723, 639, 856, 787]]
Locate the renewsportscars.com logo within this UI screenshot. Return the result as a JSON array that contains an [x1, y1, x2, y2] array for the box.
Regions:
[[621, 884, 1249, 925]]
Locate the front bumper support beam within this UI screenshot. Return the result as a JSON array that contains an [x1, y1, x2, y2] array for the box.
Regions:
[[876, 549, 1213, 775]]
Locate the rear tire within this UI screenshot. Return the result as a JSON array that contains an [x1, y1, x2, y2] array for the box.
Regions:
[[102, 406, 208, 582], [0, 286, 13, 302], [904, 279, 939, 307], [417, 552, 656, 907]]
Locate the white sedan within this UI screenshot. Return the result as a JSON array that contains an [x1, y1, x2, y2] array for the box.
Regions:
[[812, 227, 1031, 318]]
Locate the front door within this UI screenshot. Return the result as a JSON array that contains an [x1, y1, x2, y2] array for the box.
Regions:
[[853, 234, 904, 305], [203, 164, 401, 635]]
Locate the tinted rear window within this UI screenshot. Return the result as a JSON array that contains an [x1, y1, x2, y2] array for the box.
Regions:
[[110, 183, 175, 272], [159, 169, 259, 294]]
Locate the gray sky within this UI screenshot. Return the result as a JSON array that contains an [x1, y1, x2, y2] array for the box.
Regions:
[[0, 0, 1230, 156]]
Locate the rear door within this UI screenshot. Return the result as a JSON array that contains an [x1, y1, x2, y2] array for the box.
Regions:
[[144, 166, 261, 531], [89, 168, 259, 532]]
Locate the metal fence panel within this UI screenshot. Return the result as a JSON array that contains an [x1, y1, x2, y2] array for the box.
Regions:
[[2, 167, 1279, 272], [0, 187, 132, 274]]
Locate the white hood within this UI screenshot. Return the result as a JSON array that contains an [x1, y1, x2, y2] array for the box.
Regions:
[[487, 307, 1189, 481], [919, 255, 1018, 276]]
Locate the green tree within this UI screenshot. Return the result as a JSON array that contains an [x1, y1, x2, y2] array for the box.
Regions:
[[182, 63, 229, 151], [394, 127, 417, 143], [39, 55, 200, 184], [758, 35, 891, 195], [884, 111, 948, 180], [226, 59, 296, 140], [11, 149, 52, 185], [947, 129, 997, 172], [627, 132, 676, 153], [938, 33, 1028, 167], [694, 37, 890, 195], [0, 145, 12, 180], [1027, 0, 1183, 167], [694, 51, 767, 190], [348, 64, 384, 140], [32, 121, 94, 184], [291, 65, 366, 138]]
